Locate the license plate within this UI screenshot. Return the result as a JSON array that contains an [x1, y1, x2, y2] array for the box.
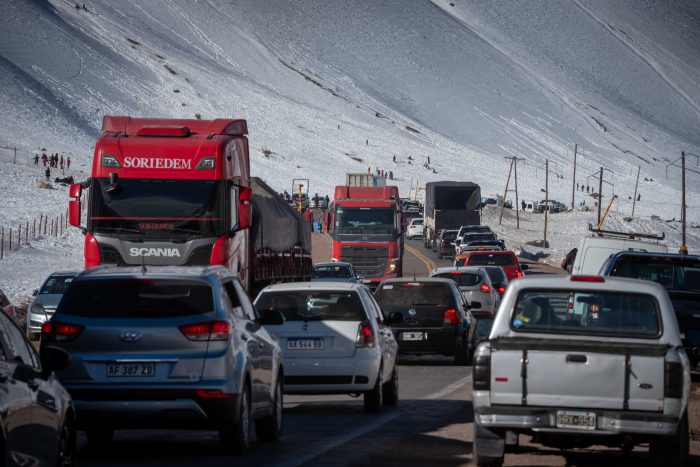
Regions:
[[106, 362, 155, 377], [402, 332, 426, 341], [556, 411, 596, 430], [287, 338, 324, 350]]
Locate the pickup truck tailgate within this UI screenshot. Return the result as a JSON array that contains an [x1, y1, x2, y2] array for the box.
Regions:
[[489, 340, 666, 412]]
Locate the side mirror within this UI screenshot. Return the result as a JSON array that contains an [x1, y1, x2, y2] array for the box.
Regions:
[[32, 289, 38, 297], [68, 183, 83, 229], [385, 311, 403, 325], [259, 309, 285, 326], [469, 301, 482, 310], [237, 203, 252, 230], [520, 264, 529, 271], [39, 346, 70, 379]]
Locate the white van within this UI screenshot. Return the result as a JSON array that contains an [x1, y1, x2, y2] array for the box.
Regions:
[[571, 232, 667, 275]]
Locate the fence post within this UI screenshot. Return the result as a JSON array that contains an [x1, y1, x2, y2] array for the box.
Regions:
[[0, 228, 3, 259], [18, 225, 21, 249], [33, 219, 36, 240], [13, 146, 17, 165], [25, 221, 28, 243], [9, 228, 12, 252]]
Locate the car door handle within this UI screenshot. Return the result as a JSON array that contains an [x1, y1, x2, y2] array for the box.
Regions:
[[566, 354, 587, 364]]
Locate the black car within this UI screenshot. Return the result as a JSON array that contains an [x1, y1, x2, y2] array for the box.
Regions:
[[600, 251, 700, 367], [437, 229, 459, 259], [0, 310, 75, 466], [374, 277, 475, 364]]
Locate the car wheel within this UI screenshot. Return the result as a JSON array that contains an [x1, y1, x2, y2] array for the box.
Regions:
[[650, 410, 688, 466], [382, 366, 399, 406], [220, 383, 251, 454], [255, 376, 283, 441], [57, 414, 76, 467], [364, 368, 383, 413], [473, 423, 505, 467], [85, 426, 114, 446]]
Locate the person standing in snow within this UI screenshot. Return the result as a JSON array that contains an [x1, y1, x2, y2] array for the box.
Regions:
[[521, 200, 526, 211], [637, 193, 641, 201], [45, 167, 51, 182], [34, 154, 39, 165], [66, 157, 71, 170], [392, 155, 396, 163], [389, 171, 393, 180], [304, 208, 314, 233]]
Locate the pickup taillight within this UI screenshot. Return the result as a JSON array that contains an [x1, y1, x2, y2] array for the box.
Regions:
[[664, 360, 684, 399], [473, 354, 491, 390]]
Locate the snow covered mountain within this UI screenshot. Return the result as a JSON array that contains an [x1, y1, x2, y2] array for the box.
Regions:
[[0, 0, 699, 298]]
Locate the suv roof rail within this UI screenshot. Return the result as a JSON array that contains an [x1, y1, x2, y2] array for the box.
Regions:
[[587, 223, 665, 241]]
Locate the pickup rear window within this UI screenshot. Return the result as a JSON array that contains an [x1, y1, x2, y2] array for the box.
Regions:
[[57, 279, 214, 318], [255, 291, 365, 322], [467, 254, 515, 266], [511, 290, 660, 338]]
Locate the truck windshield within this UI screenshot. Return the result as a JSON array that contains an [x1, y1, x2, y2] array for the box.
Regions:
[[90, 179, 227, 239], [511, 290, 660, 338], [334, 207, 395, 233]]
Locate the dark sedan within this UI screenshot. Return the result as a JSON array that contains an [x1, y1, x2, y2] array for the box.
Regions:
[[374, 277, 475, 364], [0, 309, 75, 466]]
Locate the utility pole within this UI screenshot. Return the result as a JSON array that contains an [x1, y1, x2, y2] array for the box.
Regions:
[[514, 158, 520, 229], [681, 151, 687, 254], [631, 165, 640, 218], [597, 166, 603, 225], [499, 158, 514, 225], [570, 144, 577, 210], [544, 159, 549, 247]]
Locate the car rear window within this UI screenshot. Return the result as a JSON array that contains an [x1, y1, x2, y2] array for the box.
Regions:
[[312, 265, 354, 279], [432, 272, 482, 287], [375, 282, 452, 307], [57, 279, 214, 318], [610, 257, 700, 292], [256, 291, 366, 322], [442, 231, 457, 240], [483, 267, 507, 283], [463, 233, 496, 242], [40, 275, 75, 294], [467, 254, 514, 266], [511, 290, 660, 338]]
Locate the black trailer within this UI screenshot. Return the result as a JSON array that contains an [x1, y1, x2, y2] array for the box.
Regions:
[[423, 181, 481, 251]]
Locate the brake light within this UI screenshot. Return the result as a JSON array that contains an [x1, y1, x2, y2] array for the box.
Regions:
[[497, 285, 506, 295], [450, 271, 463, 275], [515, 269, 523, 278], [196, 389, 234, 399], [443, 308, 460, 325], [179, 321, 231, 341], [356, 321, 376, 347], [664, 361, 684, 398], [41, 321, 84, 342], [570, 275, 605, 283], [480, 284, 490, 294], [473, 354, 491, 390]]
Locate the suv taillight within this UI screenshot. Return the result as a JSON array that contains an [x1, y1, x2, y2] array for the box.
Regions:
[[664, 361, 684, 398], [356, 320, 376, 347], [443, 308, 460, 325], [473, 354, 491, 390], [497, 285, 506, 295], [179, 321, 231, 341], [515, 269, 523, 278], [41, 321, 84, 342], [480, 284, 490, 294]]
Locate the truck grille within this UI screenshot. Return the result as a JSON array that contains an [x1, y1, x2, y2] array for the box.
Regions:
[[341, 246, 388, 278]]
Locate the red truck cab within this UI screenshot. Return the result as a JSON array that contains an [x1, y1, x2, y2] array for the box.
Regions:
[[326, 186, 404, 287], [69, 116, 252, 286]]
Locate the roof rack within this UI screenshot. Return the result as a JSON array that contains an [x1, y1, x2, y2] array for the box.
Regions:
[[587, 223, 665, 241]]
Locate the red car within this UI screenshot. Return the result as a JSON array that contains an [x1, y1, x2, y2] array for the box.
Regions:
[[453, 251, 528, 282]]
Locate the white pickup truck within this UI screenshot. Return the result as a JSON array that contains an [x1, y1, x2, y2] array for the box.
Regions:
[[472, 275, 691, 466]]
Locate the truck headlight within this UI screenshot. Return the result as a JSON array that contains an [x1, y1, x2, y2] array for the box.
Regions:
[[331, 257, 340, 262], [389, 258, 400, 273]]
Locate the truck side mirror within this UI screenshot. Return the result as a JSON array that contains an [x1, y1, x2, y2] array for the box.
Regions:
[[237, 204, 252, 230], [68, 183, 84, 230]]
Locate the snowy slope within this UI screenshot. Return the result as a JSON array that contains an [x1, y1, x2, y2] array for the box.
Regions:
[[0, 0, 699, 300]]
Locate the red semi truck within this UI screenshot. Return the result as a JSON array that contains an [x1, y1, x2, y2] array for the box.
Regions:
[[325, 186, 404, 286], [68, 116, 310, 293]]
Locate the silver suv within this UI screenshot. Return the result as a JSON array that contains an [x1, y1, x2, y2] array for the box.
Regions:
[[41, 266, 284, 454]]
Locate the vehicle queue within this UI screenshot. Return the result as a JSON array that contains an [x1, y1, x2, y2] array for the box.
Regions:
[[4, 186, 696, 466]]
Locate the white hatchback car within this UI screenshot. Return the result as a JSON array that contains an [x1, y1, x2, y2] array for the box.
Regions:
[[254, 282, 401, 412], [429, 266, 500, 314], [407, 218, 425, 239]]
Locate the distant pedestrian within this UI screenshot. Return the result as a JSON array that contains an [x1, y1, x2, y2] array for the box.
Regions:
[[576, 182, 579, 190], [365, 139, 368, 145], [521, 200, 526, 211], [45, 167, 51, 181], [392, 155, 396, 163], [427, 156, 430, 164], [41, 153, 47, 166], [586, 185, 590, 193], [637, 193, 641, 201], [66, 157, 71, 169], [34, 154, 39, 165], [368, 166, 371, 174], [304, 208, 314, 233], [389, 171, 393, 180]]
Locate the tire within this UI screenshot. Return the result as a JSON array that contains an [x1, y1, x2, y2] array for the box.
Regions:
[[85, 426, 114, 446], [382, 367, 399, 406], [473, 423, 505, 467], [255, 376, 283, 441], [364, 368, 383, 413], [650, 410, 689, 466], [57, 414, 76, 467], [220, 383, 251, 454]]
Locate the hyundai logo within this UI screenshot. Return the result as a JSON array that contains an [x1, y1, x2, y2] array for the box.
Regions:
[[408, 308, 417, 317], [120, 331, 142, 342]]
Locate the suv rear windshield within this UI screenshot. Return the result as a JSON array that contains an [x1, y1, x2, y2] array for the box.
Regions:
[[375, 282, 453, 307], [57, 278, 214, 317], [511, 290, 660, 338], [441, 231, 457, 241], [467, 254, 514, 266], [256, 291, 365, 321], [432, 272, 482, 287], [609, 256, 700, 292]]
